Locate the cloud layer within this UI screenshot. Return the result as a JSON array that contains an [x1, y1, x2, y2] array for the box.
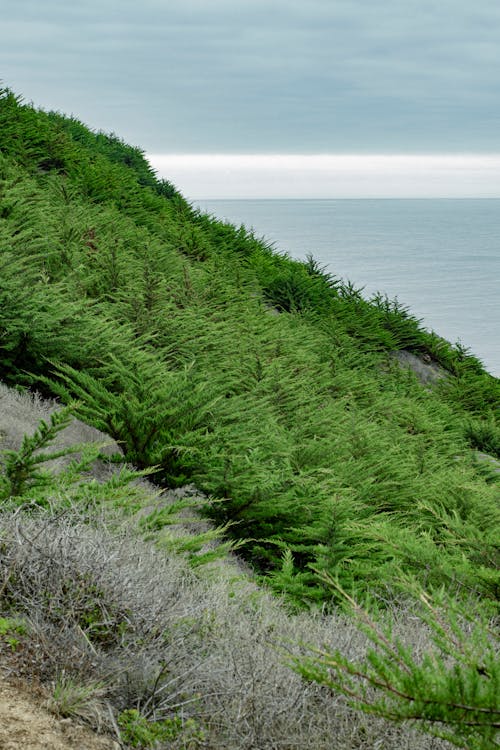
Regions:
[[149, 154, 500, 199], [2, 0, 500, 152]]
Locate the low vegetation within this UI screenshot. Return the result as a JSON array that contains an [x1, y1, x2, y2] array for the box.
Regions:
[[0, 389, 459, 749], [0, 87, 498, 748]]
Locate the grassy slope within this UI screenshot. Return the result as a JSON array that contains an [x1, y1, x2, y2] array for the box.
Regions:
[[0, 87, 499, 606]]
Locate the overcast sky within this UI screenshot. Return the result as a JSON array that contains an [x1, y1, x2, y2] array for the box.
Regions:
[[3, 0, 500, 196]]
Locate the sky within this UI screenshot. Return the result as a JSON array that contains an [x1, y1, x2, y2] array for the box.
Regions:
[[2, 0, 500, 197]]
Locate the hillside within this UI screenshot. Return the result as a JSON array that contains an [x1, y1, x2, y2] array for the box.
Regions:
[[1, 85, 498, 600], [0, 87, 499, 748]]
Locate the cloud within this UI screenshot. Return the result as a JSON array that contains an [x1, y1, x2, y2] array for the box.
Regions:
[[148, 153, 500, 199], [2, 1, 500, 151]]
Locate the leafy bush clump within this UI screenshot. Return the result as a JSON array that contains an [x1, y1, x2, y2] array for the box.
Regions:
[[0, 616, 27, 651], [118, 709, 205, 749]]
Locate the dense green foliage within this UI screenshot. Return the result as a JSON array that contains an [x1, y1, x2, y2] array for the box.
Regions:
[[0, 87, 499, 607]]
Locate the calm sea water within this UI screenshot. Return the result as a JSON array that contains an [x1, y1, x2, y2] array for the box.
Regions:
[[195, 199, 500, 378]]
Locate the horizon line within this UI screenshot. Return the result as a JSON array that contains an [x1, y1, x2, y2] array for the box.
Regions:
[[148, 151, 500, 158]]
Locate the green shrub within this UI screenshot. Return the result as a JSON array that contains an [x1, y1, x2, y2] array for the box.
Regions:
[[0, 616, 27, 650], [464, 417, 500, 458], [0, 406, 78, 502], [293, 580, 500, 750], [118, 709, 205, 749]]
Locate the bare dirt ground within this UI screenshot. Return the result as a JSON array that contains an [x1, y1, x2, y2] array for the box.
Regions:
[[0, 678, 119, 750]]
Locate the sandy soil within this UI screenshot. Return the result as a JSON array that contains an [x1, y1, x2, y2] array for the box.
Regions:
[[0, 678, 119, 750]]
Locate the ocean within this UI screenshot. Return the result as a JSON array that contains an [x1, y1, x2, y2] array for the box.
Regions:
[[195, 199, 500, 378]]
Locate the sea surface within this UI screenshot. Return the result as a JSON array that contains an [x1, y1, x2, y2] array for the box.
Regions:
[[195, 199, 500, 378]]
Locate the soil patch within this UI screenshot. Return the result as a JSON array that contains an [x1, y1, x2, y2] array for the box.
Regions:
[[0, 678, 119, 750]]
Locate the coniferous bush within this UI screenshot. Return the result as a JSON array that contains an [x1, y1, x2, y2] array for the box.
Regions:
[[293, 581, 500, 750]]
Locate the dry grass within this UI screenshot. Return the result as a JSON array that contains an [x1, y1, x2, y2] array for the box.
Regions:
[[0, 509, 452, 750], [0, 383, 452, 748]]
